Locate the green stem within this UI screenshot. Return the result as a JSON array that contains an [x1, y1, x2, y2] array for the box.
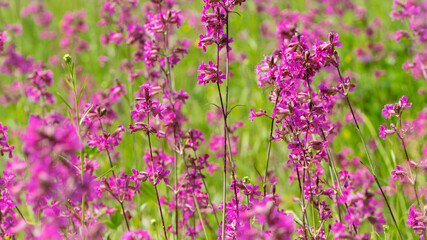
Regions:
[[263, 92, 279, 196], [336, 66, 403, 240], [147, 115, 168, 240], [66, 58, 86, 227]]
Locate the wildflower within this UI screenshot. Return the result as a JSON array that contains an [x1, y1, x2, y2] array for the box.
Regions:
[[407, 205, 426, 235], [0, 123, 14, 158], [26, 68, 55, 104], [87, 125, 126, 152], [381, 104, 394, 119], [197, 61, 225, 87], [382, 96, 412, 119], [391, 165, 406, 180], [121, 230, 152, 240], [249, 109, 266, 122], [0, 30, 6, 52]]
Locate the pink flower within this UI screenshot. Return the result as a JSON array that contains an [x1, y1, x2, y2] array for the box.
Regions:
[[391, 165, 405, 180], [0, 30, 7, 52], [381, 104, 394, 119], [197, 61, 225, 87], [249, 109, 266, 122], [407, 205, 426, 235]]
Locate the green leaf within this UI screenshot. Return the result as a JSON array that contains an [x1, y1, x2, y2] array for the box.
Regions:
[[107, 210, 122, 230], [286, 210, 303, 227], [67, 111, 75, 126], [97, 165, 117, 180], [65, 201, 81, 221], [78, 77, 88, 102], [79, 103, 93, 126], [63, 74, 74, 89], [95, 207, 107, 219], [56, 92, 73, 111]]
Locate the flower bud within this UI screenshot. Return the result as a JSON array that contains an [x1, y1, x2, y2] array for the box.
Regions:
[[329, 32, 334, 43], [243, 176, 250, 184], [151, 219, 157, 226], [63, 54, 72, 65]]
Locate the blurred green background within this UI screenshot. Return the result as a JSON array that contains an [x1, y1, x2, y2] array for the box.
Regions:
[[1, 0, 426, 239]]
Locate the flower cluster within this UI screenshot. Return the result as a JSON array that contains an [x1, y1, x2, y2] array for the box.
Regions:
[[391, 1, 427, 80], [0, 30, 6, 52], [0, 123, 14, 158], [26, 68, 55, 104], [197, 60, 225, 87], [60, 11, 89, 52]]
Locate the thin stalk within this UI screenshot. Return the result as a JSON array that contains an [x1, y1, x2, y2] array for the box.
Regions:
[[180, 151, 209, 239], [15, 206, 26, 223], [263, 92, 279, 196], [220, 106, 227, 240], [199, 172, 219, 226], [218, 6, 240, 239], [296, 168, 309, 239], [336, 66, 403, 240], [223, 6, 240, 216], [224, 5, 230, 114], [98, 120, 130, 231], [156, 3, 180, 237], [66, 61, 86, 227], [283, 120, 309, 238], [400, 138, 421, 208], [147, 115, 168, 240], [193, 149, 219, 226], [214, 27, 227, 239]]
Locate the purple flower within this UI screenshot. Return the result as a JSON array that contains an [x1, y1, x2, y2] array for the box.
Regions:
[[398, 95, 412, 109], [26, 68, 55, 104], [391, 0, 421, 22], [197, 61, 225, 87], [20, 3, 53, 27], [0, 30, 6, 52], [249, 109, 266, 122], [379, 124, 388, 140], [391, 165, 405, 180], [407, 204, 426, 235], [381, 104, 394, 119], [0, 123, 14, 158], [329, 32, 343, 48], [121, 230, 152, 240], [382, 96, 412, 119], [87, 125, 126, 152]]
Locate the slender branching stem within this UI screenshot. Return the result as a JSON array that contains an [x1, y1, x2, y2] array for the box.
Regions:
[[146, 115, 168, 240], [336, 66, 403, 240], [193, 149, 219, 226], [400, 138, 421, 208], [179, 150, 209, 239], [65, 59, 86, 227], [98, 119, 130, 231], [263, 92, 279, 196], [156, 3, 181, 237]]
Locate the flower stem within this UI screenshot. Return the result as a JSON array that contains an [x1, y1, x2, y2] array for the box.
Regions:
[[147, 115, 168, 240], [193, 149, 219, 226], [263, 92, 279, 196], [336, 66, 403, 240], [400, 138, 421, 208], [98, 120, 130, 231]]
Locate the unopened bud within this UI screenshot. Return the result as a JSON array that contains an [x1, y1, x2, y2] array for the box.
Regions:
[[329, 32, 334, 42], [63, 54, 72, 65], [243, 176, 250, 184], [151, 219, 157, 226], [100, 108, 107, 116]]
